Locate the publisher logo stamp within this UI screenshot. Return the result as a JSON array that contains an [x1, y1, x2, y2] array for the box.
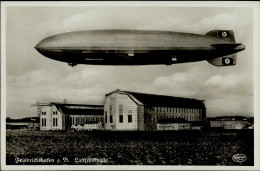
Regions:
[[232, 154, 247, 163]]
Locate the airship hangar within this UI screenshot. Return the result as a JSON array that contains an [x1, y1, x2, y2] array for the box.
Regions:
[[34, 89, 206, 131], [33, 89, 252, 131]]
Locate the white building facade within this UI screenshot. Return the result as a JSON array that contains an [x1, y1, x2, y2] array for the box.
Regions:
[[84, 121, 103, 131], [156, 118, 191, 130], [104, 90, 206, 131], [157, 123, 191, 131], [35, 102, 103, 131], [39, 104, 64, 130], [210, 116, 249, 129], [104, 91, 141, 131]]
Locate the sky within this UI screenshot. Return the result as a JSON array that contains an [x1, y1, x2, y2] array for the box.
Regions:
[[3, 4, 255, 119]]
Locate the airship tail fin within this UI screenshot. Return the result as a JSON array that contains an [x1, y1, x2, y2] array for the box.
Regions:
[[206, 30, 235, 42], [207, 54, 237, 67]]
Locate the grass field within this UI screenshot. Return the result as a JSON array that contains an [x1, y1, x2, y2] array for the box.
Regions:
[[6, 130, 254, 165]]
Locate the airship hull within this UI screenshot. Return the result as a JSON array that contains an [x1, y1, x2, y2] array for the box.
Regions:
[[35, 30, 245, 66]]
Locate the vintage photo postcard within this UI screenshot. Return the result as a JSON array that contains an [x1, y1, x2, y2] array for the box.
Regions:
[[1, 1, 260, 170]]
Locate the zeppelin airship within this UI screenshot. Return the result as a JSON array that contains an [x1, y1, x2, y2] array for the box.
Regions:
[[35, 30, 245, 67]]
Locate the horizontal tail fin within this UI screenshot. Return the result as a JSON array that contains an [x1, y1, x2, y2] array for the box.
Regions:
[[206, 30, 235, 42], [207, 54, 237, 67]]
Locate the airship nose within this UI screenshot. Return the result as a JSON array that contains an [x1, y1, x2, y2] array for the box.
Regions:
[[34, 35, 63, 59], [35, 35, 55, 50], [34, 41, 44, 55], [35, 36, 51, 53], [35, 34, 63, 56], [34, 40, 48, 56], [34, 42, 42, 51]]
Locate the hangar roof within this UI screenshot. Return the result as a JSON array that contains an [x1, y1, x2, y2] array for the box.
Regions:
[[6, 117, 39, 123], [107, 90, 205, 109], [54, 103, 104, 115]]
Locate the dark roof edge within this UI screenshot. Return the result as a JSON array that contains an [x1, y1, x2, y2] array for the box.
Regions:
[[52, 103, 103, 107], [106, 89, 204, 102], [34, 102, 103, 107]]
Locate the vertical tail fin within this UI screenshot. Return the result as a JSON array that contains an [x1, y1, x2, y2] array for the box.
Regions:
[[207, 54, 237, 67], [206, 30, 238, 66], [206, 30, 235, 42]]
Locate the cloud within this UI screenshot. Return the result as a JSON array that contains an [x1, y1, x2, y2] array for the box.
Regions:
[[61, 8, 147, 32], [205, 74, 244, 89], [204, 73, 252, 95], [151, 67, 205, 97], [145, 66, 253, 116]]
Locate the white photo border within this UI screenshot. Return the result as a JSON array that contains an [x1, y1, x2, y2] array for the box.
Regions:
[[1, 1, 259, 170]]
